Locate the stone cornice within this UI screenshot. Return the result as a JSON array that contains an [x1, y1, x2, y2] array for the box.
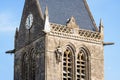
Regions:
[[49, 23, 103, 44]]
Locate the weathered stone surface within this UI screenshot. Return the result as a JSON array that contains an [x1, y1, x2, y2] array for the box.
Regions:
[[45, 34, 104, 80], [13, 0, 104, 80]]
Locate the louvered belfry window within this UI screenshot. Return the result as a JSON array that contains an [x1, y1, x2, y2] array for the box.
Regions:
[[77, 48, 88, 80], [63, 46, 74, 80], [62, 46, 89, 80]]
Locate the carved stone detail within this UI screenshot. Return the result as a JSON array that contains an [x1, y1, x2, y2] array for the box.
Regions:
[[66, 16, 79, 29], [55, 46, 62, 63], [50, 23, 102, 42]]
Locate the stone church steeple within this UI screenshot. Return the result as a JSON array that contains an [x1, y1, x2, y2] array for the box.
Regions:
[[8, 0, 105, 80]]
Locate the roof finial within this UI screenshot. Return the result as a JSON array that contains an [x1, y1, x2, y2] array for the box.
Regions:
[[15, 27, 19, 39], [44, 6, 49, 19], [99, 18, 104, 27], [43, 6, 50, 33], [99, 18, 104, 40]]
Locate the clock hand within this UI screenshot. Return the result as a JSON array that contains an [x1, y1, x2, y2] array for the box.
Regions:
[[29, 17, 30, 27]]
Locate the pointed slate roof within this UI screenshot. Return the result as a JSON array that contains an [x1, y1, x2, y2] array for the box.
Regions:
[[39, 0, 98, 31]]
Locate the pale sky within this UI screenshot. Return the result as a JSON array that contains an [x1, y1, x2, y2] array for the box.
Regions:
[[0, 0, 120, 80]]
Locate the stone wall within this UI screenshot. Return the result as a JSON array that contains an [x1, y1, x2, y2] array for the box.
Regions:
[[14, 37, 45, 80], [45, 34, 104, 80]]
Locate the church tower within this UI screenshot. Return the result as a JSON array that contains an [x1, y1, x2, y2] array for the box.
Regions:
[[12, 0, 104, 80]]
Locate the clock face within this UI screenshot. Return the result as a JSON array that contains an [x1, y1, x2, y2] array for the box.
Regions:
[[25, 13, 33, 29]]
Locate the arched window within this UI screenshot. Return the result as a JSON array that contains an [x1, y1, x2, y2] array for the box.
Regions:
[[22, 53, 29, 80], [76, 47, 89, 80], [63, 46, 74, 80], [29, 48, 36, 80], [22, 48, 36, 80], [31, 53, 36, 80]]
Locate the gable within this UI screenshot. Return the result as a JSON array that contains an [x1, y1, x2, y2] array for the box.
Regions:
[[16, 0, 45, 50], [16, 0, 99, 50], [39, 0, 98, 31]]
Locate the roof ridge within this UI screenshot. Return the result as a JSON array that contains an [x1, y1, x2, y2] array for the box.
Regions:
[[83, 0, 98, 31]]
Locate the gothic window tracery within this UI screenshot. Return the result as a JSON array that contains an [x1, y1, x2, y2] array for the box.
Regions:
[[22, 48, 37, 80], [62, 45, 89, 80], [76, 47, 89, 80], [29, 48, 36, 80], [63, 46, 74, 80]]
